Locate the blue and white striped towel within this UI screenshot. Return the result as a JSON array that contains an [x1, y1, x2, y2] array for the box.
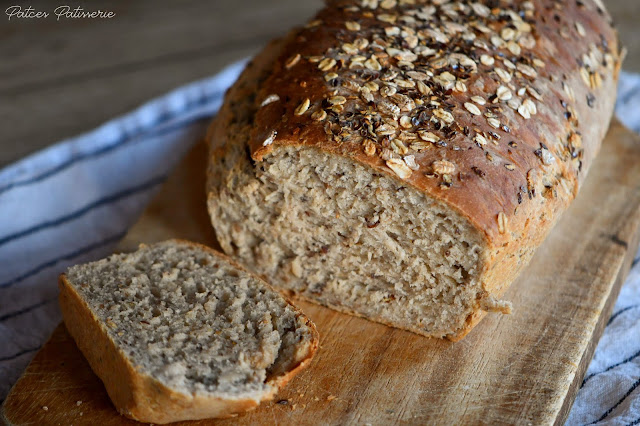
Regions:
[[0, 61, 639, 425]]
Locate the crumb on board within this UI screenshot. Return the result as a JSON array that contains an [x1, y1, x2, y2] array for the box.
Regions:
[[76, 400, 82, 406], [42, 406, 48, 411]]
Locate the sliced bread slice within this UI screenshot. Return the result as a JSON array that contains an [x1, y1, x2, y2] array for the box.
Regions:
[[58, 239, 318, 424]]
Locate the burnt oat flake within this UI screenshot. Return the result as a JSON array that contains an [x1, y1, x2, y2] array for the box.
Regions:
[[263, 0, 617, 230]]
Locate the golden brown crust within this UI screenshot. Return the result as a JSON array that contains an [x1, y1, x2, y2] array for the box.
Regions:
[[58, 240, 318, 424], [208, 0, 621, 338], [247, 0, 620, 246]]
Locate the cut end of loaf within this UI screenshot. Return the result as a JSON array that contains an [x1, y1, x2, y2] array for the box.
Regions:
[[59, 240, 318, 422], [209, 144, 500, 339]]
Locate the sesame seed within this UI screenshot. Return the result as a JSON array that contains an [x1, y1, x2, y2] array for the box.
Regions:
[[504, 163, 516, 170], [294, 98, 311, 115], [464, 102, 482, 116], [575, 22, 586, 37]]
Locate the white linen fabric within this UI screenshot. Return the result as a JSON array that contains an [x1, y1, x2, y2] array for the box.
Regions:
[[0, 61, 638, 425]]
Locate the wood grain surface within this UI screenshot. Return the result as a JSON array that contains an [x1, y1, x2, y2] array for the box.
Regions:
[[3, 120, 640, 425], [1, 0, 639, 168]]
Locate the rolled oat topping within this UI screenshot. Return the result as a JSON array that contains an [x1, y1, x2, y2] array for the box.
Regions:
[[258, 0, 617, 214]]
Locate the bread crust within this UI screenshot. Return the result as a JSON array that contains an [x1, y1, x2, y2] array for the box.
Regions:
[[208, 0, 621, 338], [58, 240, 319, 423]]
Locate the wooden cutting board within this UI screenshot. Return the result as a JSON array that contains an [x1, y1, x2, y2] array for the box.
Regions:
[[3, 120, 640, 425]]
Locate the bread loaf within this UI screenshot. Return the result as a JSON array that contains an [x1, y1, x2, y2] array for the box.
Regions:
[[58, 240, 318, 423], [207, 0, 621, 339]]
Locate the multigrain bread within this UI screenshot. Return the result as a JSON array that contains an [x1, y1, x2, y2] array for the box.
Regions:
[[207, 0, 622, 340], [58, 240, 318, 423]]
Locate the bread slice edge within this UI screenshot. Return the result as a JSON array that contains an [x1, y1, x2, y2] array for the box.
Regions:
[[58, 239, 318, 423]]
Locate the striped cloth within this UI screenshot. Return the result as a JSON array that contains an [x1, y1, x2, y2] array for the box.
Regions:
[[0, 62, 639, 425]]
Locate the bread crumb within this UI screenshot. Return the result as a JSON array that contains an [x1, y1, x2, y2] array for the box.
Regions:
[[327, 395, 337, 401], [76, 400, 82, 406], [314, 396, 320, 401], [42, 406, 48, 411]]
